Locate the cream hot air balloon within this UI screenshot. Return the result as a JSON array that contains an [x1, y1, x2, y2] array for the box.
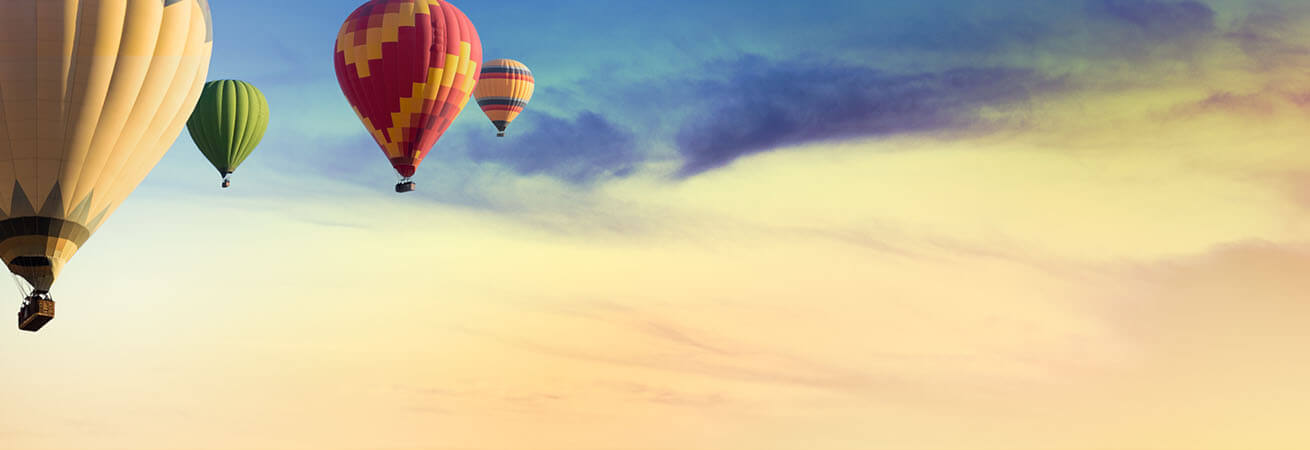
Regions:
[[0, 0, 214, 332]]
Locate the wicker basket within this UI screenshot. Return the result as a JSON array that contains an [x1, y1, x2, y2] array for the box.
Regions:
[[18, 297, 54, 332]]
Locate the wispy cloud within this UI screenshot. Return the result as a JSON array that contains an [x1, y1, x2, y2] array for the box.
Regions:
[[879, 14, 1057, 54], [1086, 0, 1216, 40], [1086, 242, 1310, 365], [453, 316, 882, 394], [1172, 91, 1280, 117], [1228, 6, 1310, 67], [598, 381, 731, 408]]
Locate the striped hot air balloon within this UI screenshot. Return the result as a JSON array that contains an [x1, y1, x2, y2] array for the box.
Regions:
[[333, 0, 482, 193], [0, 0, 214, 331], [474, 59, 534, 137]]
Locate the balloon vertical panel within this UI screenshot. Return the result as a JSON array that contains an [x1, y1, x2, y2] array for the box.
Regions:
[[0, 0, 212, 291]]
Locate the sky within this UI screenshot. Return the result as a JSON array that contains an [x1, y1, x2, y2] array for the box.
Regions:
[[3, 0, 1310, 449]]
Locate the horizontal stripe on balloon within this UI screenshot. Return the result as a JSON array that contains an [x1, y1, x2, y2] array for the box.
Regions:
[[477, 98, 529, 108], [481, 67, 532, 75], [479, 74, 534, 82], [0, 217, 93, 248]]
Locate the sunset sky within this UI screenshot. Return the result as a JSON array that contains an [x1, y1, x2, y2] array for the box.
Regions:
[[4, 0, 1310, 449]]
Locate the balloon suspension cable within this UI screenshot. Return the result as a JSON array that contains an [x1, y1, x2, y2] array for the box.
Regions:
[[9, 272, 32, 304]]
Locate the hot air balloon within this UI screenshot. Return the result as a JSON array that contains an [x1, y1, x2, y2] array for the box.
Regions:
[[186, 80, 270, 188], [0, 0, 214, 331], [334, 0, 482, 193], [474, 59, 534, 137]]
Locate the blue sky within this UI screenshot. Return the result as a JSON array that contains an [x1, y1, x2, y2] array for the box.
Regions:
[[161, 0, 1057, 194], [146, 0, 1310, 200]]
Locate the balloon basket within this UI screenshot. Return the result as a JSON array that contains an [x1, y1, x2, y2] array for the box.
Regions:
[[221, 179, 231, 188], [18, 295, 54, 332], [395, 181, 416, 193], [497, 132, 505, 137]]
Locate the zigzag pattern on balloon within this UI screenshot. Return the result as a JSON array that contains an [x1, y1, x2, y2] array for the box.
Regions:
[[333, 0, 482, 177]]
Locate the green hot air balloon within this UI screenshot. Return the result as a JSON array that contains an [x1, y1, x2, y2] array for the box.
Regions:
[[186, 80, 270, 188]]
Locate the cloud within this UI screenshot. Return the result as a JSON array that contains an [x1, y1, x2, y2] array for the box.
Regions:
[[1090, 241, 1310, 335], [1086, 0, 1216, 40], [1231, 167, 1310, 214], [453, 305, 884, 394], [1163, 83, 1310, 120], [465, 111, 643, 184], [599, 381, 730, 408], [880, 14, 1058, 54], [1081, 241, 1310, 420], [1293, 177, 1310, 209], [674, 57, 1060, 176], [1226, 4, 1310, 68], [1171, 91, 1280, 117], [549, 300, 741, 357]]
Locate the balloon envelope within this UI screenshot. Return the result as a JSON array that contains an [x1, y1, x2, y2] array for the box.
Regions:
[[333, 0, 482, 179], [186, 80, 270, 183], [0, 0, 214, 291], [474, 59, 534, 137]]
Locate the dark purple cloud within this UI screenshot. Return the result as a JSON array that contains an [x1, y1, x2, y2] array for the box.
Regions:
[[674, 57, 1061, 176], [433, 57, 1062, 182], [465, 111, 641, 184]]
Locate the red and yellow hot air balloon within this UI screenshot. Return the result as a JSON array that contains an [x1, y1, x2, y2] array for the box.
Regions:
[[333, 0, 482, 193], [474, 59, 534, 137]]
